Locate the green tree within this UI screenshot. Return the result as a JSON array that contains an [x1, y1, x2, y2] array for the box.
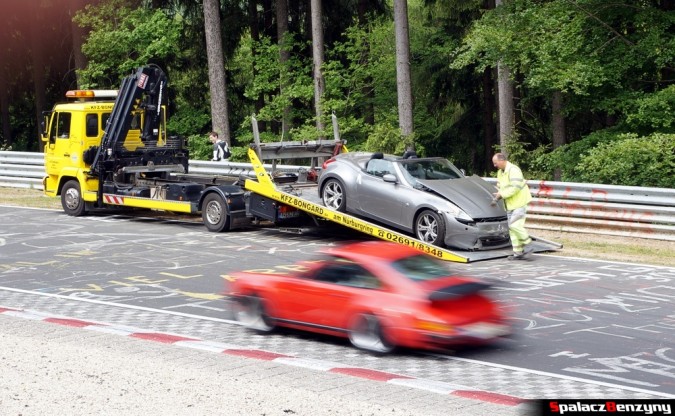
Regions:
[[74, 0, 183, 87], [576, 133, 675, 187], [453, 0, 675, 181]]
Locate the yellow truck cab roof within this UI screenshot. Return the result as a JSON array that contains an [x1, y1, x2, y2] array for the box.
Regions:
[[53, 102, 116, 111], [54, 90, 118, 111]]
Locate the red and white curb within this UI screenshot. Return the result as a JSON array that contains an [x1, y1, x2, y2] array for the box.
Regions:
[[1, 306, 528, 408]]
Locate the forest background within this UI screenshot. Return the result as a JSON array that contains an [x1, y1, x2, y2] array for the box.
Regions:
[[1, 0, 673, 187]]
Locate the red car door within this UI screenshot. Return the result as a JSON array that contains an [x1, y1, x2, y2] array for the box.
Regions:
[[277, 262, 382, 330]]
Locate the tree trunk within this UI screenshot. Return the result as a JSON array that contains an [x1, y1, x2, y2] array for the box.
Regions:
[[203, 0, 231, 143], [310, 0, 325, 135], [276, 0, 291, 137], [248, 0, 266, 132], [495, 0, 514, 154], [30, 6, 47, 152], [551, 90, 566, 181], [482, 67, 497, 174], [393, 0, 413, 138], [0, 1, 12, 146], [69, 0, 88, 88], [496, 62, 514, 153], [287, 0, 299, 34], [262, 0, 274, 39], [0, 67, 11, 147], [358, 0, 374, 126], [263, 0, 277, 134]]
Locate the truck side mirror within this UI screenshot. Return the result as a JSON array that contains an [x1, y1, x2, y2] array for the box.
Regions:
[[40, 111, 51, 142]]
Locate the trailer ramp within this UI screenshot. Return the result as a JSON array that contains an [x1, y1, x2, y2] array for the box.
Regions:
[[245, 149, 561, 263]]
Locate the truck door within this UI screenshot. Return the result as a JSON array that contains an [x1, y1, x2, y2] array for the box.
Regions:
[[44, 112, 73, 178]]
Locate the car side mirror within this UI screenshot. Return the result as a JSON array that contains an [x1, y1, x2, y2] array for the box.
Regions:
[[383, 173, 397, 183]]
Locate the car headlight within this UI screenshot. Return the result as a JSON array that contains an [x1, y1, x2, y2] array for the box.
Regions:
[[444, 201, 473, 222]]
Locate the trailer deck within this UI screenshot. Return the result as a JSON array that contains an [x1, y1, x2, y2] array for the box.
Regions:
[[244, 148, 561, 262]]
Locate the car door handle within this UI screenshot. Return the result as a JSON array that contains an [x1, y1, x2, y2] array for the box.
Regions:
[[63, 153, 70, 157]]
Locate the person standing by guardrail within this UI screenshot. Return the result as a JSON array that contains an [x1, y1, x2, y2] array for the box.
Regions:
[[210, 131, 230, 161], [491, 153, 533, 260]]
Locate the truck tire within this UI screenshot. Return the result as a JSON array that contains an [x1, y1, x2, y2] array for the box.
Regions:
[[61, 180, 86, 216], [202, 192, 230, 232]]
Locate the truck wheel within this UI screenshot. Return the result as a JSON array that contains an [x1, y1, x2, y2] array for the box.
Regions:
[[202, 192, 230, 232], [61, 180, 86, 216], [321, 178, 347, 212], [415, 209, 445, 246]]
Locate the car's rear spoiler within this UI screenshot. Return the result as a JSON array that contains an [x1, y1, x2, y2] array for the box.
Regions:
[[428, 281, 491, 301]]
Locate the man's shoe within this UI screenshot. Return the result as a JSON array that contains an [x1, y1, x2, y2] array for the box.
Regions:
[[508, 252, 525, 260]]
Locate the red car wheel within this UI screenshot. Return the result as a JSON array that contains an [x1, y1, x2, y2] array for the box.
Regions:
[[234, 295, 275, 333], [348, 314, 395, 354]]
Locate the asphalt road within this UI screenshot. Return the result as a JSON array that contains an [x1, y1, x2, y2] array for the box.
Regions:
[[1, 206, 674, 403]]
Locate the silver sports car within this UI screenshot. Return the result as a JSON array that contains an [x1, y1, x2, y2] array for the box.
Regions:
[[318, 152, 511, 251]]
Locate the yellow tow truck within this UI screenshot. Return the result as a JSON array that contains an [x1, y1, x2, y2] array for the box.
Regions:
[[41, 65, 250, 231], [41, 65, 558, 262]]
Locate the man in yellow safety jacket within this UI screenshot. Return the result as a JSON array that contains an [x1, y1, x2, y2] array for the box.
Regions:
[[492, 153, 533, 260]]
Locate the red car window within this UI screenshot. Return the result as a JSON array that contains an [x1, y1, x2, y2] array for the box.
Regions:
[[390, 254, 451, 282], [313, 263, 381, 289]]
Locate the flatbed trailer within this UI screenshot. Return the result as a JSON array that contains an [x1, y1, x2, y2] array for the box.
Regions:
[[242, 148, 561, 263]]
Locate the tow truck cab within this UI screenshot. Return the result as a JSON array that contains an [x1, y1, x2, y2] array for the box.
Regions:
[[40, 89, 163, 200]]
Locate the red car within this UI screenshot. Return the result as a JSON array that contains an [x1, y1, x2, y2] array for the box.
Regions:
[[228, 241, 512, 353]]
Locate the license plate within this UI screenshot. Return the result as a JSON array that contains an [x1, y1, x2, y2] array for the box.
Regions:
[[278, 211, 300, 219], [460, 322, 511, 339], [478, 223, 507, 234]]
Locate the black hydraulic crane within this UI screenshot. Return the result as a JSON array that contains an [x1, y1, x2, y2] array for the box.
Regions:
[[87, 65, 189, 204]]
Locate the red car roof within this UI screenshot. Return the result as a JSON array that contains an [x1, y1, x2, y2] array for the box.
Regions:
[[322, 240, 425, 262]]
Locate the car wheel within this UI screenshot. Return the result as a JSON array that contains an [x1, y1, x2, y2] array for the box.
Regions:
[[415, 209, 446, 246], [321, 178, 347, 212], [234, 295, 275, 333], [348, 313, 395, 354], [61, 180, 86, 216], [202, 192, 230, 232]]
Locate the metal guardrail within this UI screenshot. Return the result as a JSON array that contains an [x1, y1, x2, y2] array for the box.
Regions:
[[0, 152, 307, 189], [2, 151, 674, 241], [483, 178, 675, 241], [0, 151, 46, 189]]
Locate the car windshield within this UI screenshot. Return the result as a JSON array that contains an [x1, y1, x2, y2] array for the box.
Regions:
[[395, 158, 463, 182], [390, 254, 452, 282]]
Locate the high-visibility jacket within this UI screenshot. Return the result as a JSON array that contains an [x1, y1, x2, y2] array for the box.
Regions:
[[497, 161, 532, 210]]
